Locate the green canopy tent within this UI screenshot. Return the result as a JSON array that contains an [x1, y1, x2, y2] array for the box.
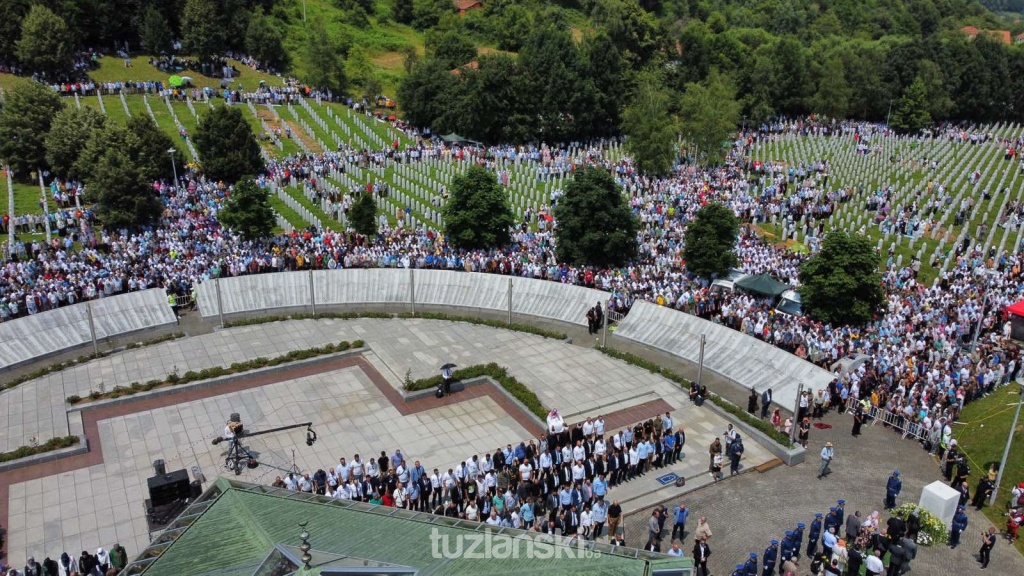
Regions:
[[440, 133, 483, 146], [735, 273, 789, 297], [168, 75, 185, 88]]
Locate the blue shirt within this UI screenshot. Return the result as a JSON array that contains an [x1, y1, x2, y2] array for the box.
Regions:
[[593, 478, 607, 497]]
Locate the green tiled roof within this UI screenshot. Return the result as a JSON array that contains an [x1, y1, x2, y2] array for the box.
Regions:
[[138, 478, 692, 576]]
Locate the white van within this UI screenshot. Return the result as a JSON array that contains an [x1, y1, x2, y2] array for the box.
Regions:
[[710, 269, 747, 294], [775, 289, 802, 316]]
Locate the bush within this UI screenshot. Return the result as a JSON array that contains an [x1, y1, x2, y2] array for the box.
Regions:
[[0, 436, 80, 463], [596, 346, 794, 448], [88, 391, 101, 400], [66, 394, 82, 404]]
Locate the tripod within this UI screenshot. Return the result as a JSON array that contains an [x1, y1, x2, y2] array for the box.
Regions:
[[224, 437, 253, 475]]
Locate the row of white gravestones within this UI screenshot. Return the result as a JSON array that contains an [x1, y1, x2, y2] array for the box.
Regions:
[[186, 98, 200, 124], [162, 98, 200, 160], [95, 91, 106, 114], [120, 91, 132, 117], [274, 211, 294, 232], [74, 92, 81, 110], [273, 184, 323, 230]]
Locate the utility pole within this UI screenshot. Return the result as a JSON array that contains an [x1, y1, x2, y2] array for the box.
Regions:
[[168, 148, 179, 185], [991, 381, 1024, 505]]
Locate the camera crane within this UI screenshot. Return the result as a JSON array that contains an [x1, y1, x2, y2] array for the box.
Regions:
[[212, 421, 316, 475]]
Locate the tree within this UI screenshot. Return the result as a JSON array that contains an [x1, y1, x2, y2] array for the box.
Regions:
[[219, 177, 275, 240], [798, 230, 885, 325], [442, 165, 514, 249], [0, 82, 63, 175], [349, 191, 378, 236], [125, 116, 177, 182], [194, 106, 265, 183], [623, 73, 677, 177], [140, 4, 174, 56], [45, 107, 105, 180], [303, 19, 348, 93], [15, 5, 72, 78], [679, 71, 740, 166], [246, 8, 287, 71], [82, 125, 163, 230], [182, 0, 226, 61], [393, 0, 414, 24], [554, 167, 638, 267], [430, 31, 477, 71], [682, 202, 739, 278], [890, 76, 931, 133], [812, 55, 850, 119]]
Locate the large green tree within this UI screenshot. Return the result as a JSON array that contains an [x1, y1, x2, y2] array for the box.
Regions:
[[303, 19, 348, 93], [82, 125, 163, 230], [194, 106, 265, 183], [798, 230, 885, 325], [125, 115, 178, 182], [623, 73, 677, 177], [45, 106, 105, 181], [182, 0, 226, 61], [430, 31, 477, 71], [442, 165, 514, 249], [554, 167, 638, 267], [140, 4, 174, 56], [890, 76, 931, 133], [679, 71, 740, 166], [0, 82, 63, 175], [245, 8, 288, 71], [349, 192, 378, 236], [682, 202, 739, 278], [219, 177, 274, 240], [15, 5, 72, 78]]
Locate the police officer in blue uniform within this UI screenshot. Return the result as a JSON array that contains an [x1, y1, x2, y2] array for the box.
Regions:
[[886, 470, 902, 509], [778, 531, 795, 575], [731, 563, 745, 576], [793, 522, 806, 559], [743, 552, 758, 576], [761, 540, 778, 576], [950, 505, 969, 548], [807, 512, 823, 557], [823, 507, 840, 535], [836, 499, 846, 526]]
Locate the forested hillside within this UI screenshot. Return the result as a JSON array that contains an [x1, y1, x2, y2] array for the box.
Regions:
[[2, 0, 1024, 146]]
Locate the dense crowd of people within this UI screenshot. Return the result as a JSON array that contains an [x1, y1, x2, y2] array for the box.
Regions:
[[265, 411, 681, 545]]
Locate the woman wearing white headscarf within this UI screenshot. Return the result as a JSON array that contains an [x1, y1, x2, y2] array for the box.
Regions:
[[94, 549, 110, 575], [57, 552, 78, 576]]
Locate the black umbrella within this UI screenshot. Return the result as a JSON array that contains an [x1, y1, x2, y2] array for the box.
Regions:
[[440, 363, 457, 371]]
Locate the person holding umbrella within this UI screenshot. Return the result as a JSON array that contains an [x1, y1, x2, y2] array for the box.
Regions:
[[437, 363, 457, 397]]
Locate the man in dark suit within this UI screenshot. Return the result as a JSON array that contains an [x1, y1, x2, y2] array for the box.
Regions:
[[693, 536, 711, 576], [761, 388, 773, 419]]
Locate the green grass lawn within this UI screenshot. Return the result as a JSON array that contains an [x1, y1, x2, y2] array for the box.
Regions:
[[89, 56, 285, 90], [9, 181, 47, 215], [954, 385, 1024, 555]]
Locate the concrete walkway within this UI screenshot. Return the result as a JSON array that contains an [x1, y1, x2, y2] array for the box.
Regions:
[[0, 318, 774, 568], [622, 406, 1024, 575]]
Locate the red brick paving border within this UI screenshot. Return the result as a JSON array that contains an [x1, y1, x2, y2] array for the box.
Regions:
[[0, 354, 673, 559]]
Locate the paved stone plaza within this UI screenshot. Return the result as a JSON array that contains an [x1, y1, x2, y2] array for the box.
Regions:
[[0, 318, 773, 568]]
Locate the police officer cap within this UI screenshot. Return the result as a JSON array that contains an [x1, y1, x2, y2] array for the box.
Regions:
[[770, 539, 779, 545], [893, 470, 900, 476], [737, 564, 745, 570], [750, 553, 758, 559], [785, 530, 794, 537], [837, 499, 846, 505], [797, 522, 806, 529], [829, 507, 837, 512], [815, 512, 823, 518]]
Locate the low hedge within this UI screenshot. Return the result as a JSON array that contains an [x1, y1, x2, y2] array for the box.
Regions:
[[1, 332, 185, 392], [405, 362, 547, 421], [67, 339, 365, 405], [0, 435, 79, 463], [596, 346, 794, 448], [224, 311, 568, 340]]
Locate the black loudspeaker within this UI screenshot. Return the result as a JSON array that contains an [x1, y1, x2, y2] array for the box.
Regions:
[[189, 480, 203, 499], [147, 469, 191, 507], [153, 459, 166, 476]]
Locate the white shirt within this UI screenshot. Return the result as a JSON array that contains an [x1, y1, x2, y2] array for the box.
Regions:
[[393, 487, 407, 503], [486, 514, 501, 526], [572, 463, 585, 481], [430, 473, 441, 489], [519, 463, 533, 481], [595, 419, 605, 436], [629, 448, 639, 466], [865, 554, 884, 573], [561, 445, 572, 463], [583, 421, 594, 436], [540, 452, 552, 469], [572, 445, 586, 461], [397, 465, 409, 484], [594, 439, 606, 456]]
